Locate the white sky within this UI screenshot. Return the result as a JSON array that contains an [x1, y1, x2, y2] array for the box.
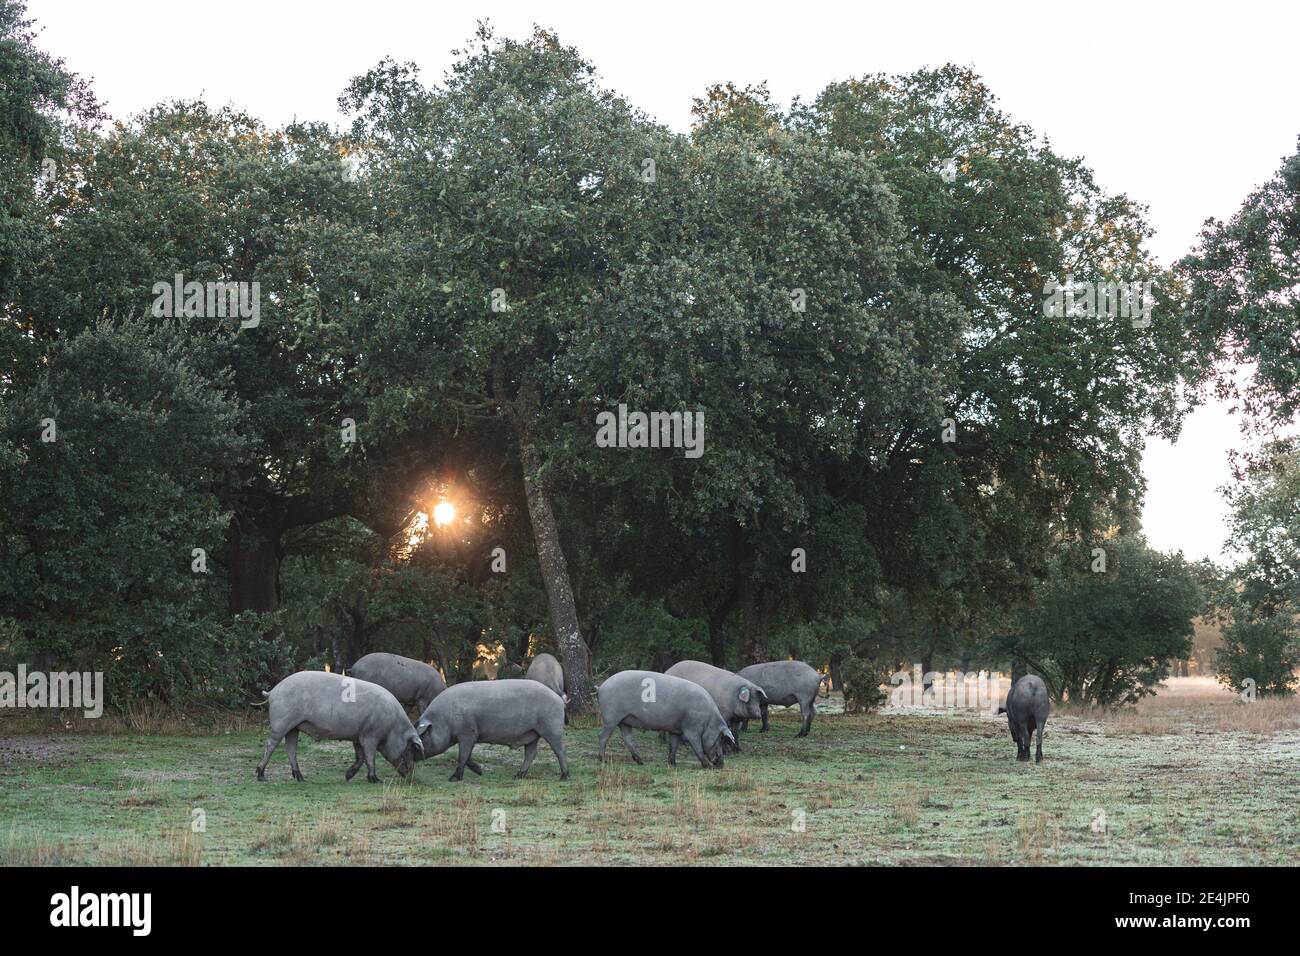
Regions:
[[27, 0, 1300, 562]]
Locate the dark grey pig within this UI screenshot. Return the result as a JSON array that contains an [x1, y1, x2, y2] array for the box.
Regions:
[[525, 652, 568, 724], [737, 660, 822, 737], [597, 670, 736, 769], [350, 652, 447, 714], [415, 679, 568, 781], [255, 671, 423, 783], [664, 660, 766, 750], [998, 674, 1050, 763]]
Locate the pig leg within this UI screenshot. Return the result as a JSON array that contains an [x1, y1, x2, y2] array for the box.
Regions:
[[285, 729, 304, 782], [619, 725, 644, 764], [466, 758, 484, 775], [516, 740, 539, 778], [256, 728, 288, 781], [1035, 720, 1045, 764], [683, 730, 713, 769], [363, 743, 381, 783], [345, 742, 365, 782], [598, 723, 615, 762], [541, 729, 569, 780], [667, 733, 681, 766], [797, 698, 814, 737], [760, 700, 771, 733], [450, 736, 477, 781], [1017, 720, 1031, 761]]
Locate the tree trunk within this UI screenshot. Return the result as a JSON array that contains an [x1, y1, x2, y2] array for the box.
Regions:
[[708, 605, 730, 667], [518, 438, 593, 712], [228, 516, 281, 614], [739, 583, 774, 665], [829, 652, 843, 692]]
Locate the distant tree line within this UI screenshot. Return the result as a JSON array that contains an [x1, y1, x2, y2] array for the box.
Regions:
[[2, 4, 1295, 710]]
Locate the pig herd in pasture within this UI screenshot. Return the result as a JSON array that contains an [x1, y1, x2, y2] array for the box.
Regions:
[[255, 653, 1048, 783]]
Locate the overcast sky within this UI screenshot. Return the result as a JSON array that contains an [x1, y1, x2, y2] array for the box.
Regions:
[[26, 0, 1300, 562]]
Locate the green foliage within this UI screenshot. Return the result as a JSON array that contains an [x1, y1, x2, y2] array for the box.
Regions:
[[839, 653, 891, 714], [1005, 536, 1202, 706], [0, 16, 1231, 710], [1215, 606, 1300, 697], [1180, 139, 1300, 426], [0, 320, 289, 702], [1214, 439, 1300, 697], [1224, 438, 1300, 612], [587, 593, 708, 676]]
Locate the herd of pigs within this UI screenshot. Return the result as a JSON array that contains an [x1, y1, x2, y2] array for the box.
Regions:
[[254, 653, 1050, 784]]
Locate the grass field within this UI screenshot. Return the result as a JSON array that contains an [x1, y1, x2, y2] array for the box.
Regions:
[[2, 679, 1297, 866]]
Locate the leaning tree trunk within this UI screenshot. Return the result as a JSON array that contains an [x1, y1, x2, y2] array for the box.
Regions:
[[518, 438, 593, 712]]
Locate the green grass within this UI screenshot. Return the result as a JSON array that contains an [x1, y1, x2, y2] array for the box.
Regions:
[[2, 694, 1297, 866]]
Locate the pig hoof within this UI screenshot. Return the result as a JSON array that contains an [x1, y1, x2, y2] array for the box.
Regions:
[[559, 771, 569, 781], [256, 769, 266, 782], [293, 773, 305, 782], [449, 772, 463, 782], [514, 770, 528, 779], [367, 774, 380, 783], [632, 755, 644, 765]]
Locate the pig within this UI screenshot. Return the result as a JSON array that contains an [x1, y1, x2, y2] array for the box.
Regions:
[[255, 671, 423, 783], [597, 670, 736, 769], [664, 660, 766, 751], [525, 652, 568, 724], [737, 660, 822, 737], [998, 674, 1050, 763], [349, 652, 447, 715], [415, 679, 568, 781]]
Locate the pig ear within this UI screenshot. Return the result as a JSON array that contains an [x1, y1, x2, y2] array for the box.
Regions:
[[738, 687, 750, 703], [722, 727, 737, 745]]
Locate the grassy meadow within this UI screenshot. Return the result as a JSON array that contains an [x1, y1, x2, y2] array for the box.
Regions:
[[2, 679, 1297, 866]]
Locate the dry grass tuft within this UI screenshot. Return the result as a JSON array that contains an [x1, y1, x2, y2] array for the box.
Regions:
[[891, 789, 922, 830], [1015, 810, 1060, 864], [1058, 678, 1300, 736], [672, 775, 717, 826]]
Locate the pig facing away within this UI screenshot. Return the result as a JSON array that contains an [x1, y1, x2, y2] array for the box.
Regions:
[[415, 679, 568, 781], [525, 652, 568, 724], [737, 660, 822, 737], [664, 660, 766, 750], [998, 674, 1050, 763], [597, 670, 736, 769], [349, 652, 447, 715], [255, 671, 423, 783]]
